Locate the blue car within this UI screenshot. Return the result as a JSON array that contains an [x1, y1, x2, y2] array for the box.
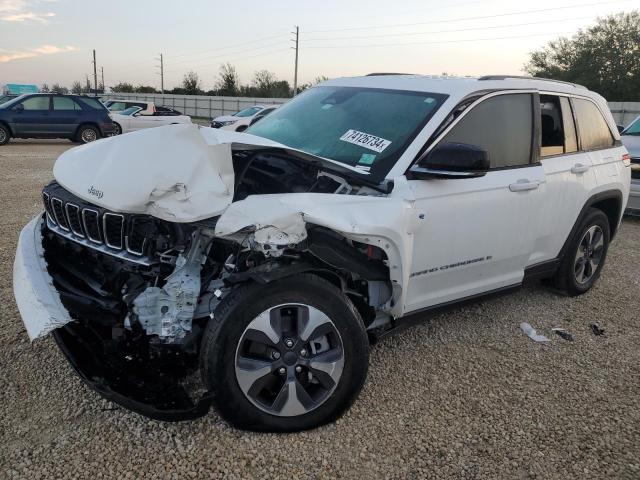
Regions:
[[0, 93, 115, 145]]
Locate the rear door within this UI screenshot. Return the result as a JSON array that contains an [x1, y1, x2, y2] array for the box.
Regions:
[[12, 95, 51, 135], [49, 96, 83, 136], [405, 92, 546, 312]]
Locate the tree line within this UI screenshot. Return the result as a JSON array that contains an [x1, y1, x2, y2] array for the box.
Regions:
[[109, 64, 327, 97]]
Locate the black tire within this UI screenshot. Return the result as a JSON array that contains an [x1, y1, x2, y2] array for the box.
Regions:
[[113, 123, 122, 135], [553, 208, 610, 296], [200, 273, 369, 432], [0, 124, 10, 145], [76, 125, 100, 144]]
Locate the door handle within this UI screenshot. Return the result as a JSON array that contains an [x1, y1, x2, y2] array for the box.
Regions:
[[571, 163, 590, 174], [509, 179, 540, 192]]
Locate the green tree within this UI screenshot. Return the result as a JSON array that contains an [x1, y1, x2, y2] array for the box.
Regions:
[[135, 85, 157, 93], [111, 82, 135, 93], [182, 71, 202, 95], [71, 81, 84, 94], [50, 83, 69, 94], [216, 63, 240, 96], [524, 11, 640, 101]]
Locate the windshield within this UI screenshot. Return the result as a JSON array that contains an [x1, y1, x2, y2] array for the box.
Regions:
[[121, 106, 142, 116], [247, 86, 447, 181], [235, 106, 262, 117], [622, 116, 640, 135]]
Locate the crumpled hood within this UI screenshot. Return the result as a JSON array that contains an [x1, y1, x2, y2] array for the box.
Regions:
[[53, 123, 367, 223], [53, 124, 246, 222]]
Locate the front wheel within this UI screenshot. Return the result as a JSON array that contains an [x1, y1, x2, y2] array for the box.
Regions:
[[554, 208, 610, 296], [112, 123, 122, 135], [200, 274, 369, 431]]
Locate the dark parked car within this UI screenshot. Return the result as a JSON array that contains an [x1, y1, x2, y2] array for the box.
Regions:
[[0, 93, 115, 145]]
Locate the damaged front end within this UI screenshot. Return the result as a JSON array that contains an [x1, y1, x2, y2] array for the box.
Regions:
[[13, 125, 405, 421]]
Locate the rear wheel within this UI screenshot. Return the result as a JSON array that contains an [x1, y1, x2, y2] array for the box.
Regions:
[[554, 208, 610, 296], [200, 274, 369, 431], [113, 123, 122, 135], [76, 125, 99, 144], [0, 124, 10, 145]]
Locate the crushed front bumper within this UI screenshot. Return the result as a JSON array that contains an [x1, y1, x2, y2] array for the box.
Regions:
[[13, 214, 213, 421], [13, 214, 73, 340]]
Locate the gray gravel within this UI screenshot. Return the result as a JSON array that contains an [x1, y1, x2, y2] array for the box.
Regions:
[[1, 140, 640, 479]]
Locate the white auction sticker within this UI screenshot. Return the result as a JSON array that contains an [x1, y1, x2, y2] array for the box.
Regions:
[[339, 129, 391, 153]]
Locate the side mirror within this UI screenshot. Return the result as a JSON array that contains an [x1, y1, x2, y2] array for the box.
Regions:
[[13, 103, 24, 112], [409, 143, 490, 179]]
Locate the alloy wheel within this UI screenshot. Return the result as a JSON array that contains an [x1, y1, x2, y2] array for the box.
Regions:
[[81, 128, 97, 143], [234, 303, 344, 417], [574, 225, 604, 284]]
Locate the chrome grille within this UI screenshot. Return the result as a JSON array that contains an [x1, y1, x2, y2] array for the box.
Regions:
[[42, 186, 153, 265]]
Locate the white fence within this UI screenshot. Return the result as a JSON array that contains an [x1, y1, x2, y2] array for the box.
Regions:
[[101, 93, 289, 119], [101, 92, 640, 127], [608, 102, 639, 128]]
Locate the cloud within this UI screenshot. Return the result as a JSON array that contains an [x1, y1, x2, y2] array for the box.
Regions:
[[0, 44, 76, 63], [0, 0, 55, 22]]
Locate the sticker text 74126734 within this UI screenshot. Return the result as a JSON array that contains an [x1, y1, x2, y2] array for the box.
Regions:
[[339, 129, 392, 153]]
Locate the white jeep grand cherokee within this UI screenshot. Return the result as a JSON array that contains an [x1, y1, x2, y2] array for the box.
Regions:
[[13, 74, 631, 431]]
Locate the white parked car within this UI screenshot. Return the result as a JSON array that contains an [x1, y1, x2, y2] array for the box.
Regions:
[[110, 106, 191, 134], [13, 74, 631, 432], [620, 115, 640, 215], [210, 104, 279, 132]]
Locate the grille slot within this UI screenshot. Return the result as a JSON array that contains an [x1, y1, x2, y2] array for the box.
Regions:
[[51, 198, 69, 231], [65, 203, 84, 237], [42, 192, 56, 225], [103, 213, 124, 249], [82, 209, 102, 243], [126, 217, 147, 255]]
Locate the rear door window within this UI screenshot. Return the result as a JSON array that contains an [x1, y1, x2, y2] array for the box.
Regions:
[[53, 96, 81, 111], [572, 98, 614, 150], [438, 93, 533, 168], [539, 95, 578, 156]]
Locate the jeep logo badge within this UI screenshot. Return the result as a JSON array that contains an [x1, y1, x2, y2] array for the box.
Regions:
[[87, 185, 104, 199]]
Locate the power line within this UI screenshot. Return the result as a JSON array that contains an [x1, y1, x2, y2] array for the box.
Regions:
[[163, 33, 288, 61], [302, 16, 596, 42], [304, 0, 634, 33], [165, 39, 291, 68], [302, 31, 576, 49]]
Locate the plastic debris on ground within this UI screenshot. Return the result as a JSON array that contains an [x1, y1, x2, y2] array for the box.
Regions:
[[552, 327, 574, 341], [520, 322, 550, 343], [590, 324, 605, 336]]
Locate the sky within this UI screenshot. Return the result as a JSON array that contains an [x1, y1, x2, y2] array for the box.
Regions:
[[0, 0, 637, 91]]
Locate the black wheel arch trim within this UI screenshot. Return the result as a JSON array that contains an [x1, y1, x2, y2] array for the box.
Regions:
[[0, 121, 13, 136], [559, 190, 622, 261]]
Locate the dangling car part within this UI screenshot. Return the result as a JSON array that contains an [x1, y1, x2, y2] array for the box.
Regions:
[[13, 75, 629, 431]]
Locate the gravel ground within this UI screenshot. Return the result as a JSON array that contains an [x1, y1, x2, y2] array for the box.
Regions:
[[1, 140, 639, 479]]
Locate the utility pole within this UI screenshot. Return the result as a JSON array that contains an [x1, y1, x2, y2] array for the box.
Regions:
[[85, 74, 90, 92], [156, 53, 164, 94], [92, 49, 98, 96], [100, 66, 105, 92], [292, 26, 299, 96]]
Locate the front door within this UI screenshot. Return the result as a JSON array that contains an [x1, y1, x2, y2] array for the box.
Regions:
[[12, 95, 51, 135], [404, 92, 545, 313]]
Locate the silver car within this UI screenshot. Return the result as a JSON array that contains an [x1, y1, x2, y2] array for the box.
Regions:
[[621, 115, 640, 215]]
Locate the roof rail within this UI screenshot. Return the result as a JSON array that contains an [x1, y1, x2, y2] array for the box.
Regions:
[[478, 75, 587, 89], [365, 72, 413, 76]]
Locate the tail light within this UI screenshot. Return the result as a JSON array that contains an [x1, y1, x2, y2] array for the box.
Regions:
[[622, 153, 631, 167]]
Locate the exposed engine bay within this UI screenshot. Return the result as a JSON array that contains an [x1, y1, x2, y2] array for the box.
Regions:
[[38, 148, 396, 419]]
